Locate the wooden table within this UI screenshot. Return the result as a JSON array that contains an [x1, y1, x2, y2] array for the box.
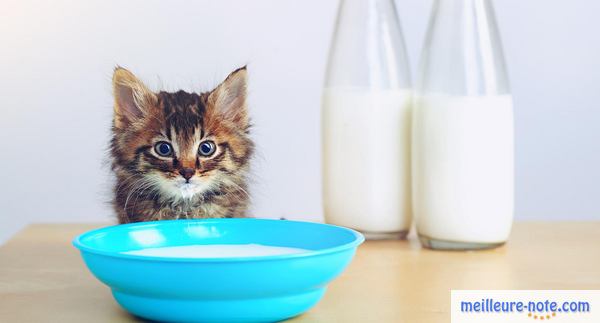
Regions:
[[1, 222, 599, 322]]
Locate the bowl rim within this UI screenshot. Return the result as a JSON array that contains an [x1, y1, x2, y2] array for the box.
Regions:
[[72, 218, 365, 263]]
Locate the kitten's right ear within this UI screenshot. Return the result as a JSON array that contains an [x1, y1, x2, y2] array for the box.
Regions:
[[112, 67, 157, 129]]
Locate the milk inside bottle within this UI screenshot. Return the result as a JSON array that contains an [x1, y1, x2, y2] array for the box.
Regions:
[[413, 94, 514, 245], [322, 88, 412, 237]]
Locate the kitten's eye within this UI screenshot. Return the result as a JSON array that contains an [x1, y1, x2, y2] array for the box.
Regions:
[[198, 141, 216, 157], [154, 142, 173, 157]]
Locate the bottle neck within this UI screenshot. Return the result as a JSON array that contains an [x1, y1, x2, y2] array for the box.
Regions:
[[434, 0, 491, 11], [339, 0, 396, 12], [418, 0, 509, 95], [325, 0, 411, 89], [431, 0, 496, 30]]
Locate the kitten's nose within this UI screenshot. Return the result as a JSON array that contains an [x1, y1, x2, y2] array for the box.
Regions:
[[179, 168, 195, 181]]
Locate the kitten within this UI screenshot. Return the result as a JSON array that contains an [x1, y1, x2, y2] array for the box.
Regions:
[[110, 67, 254, 223]]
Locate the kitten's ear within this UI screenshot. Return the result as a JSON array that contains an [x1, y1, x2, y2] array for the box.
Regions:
[[112, 67, 157, 129], [207, 66, 248, 127]]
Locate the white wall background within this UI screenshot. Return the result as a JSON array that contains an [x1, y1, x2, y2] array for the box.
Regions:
[[1, 0, 599, 244]]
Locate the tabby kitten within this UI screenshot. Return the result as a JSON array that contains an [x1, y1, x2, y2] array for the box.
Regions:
[[110, 67, 254, 223]]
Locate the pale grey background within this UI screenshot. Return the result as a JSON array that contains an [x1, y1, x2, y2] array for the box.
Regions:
[[1, 0, 599, 244]]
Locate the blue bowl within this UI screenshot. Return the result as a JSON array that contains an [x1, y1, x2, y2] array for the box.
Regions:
[[72, 218, 364, 322]]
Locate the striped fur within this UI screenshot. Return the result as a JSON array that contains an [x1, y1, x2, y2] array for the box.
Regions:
[[110, 67, 253, 223]]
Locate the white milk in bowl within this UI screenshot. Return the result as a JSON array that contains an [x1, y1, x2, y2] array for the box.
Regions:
[[322, 88, 412, 239], [412, 94, 514, 248], [123, 244, 310, 258]]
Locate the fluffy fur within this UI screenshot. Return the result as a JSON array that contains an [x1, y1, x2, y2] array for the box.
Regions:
[[110, 67, 254, 223]]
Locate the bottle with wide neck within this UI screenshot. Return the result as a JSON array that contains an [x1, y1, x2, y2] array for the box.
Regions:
[[322, 0, 413, 239], [413, 0, 514, 249]]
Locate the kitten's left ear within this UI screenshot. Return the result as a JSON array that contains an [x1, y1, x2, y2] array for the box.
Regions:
[[207, 66, 249, 127]]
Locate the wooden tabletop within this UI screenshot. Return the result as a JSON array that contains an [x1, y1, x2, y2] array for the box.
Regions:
[[0, 222, 599, 322]]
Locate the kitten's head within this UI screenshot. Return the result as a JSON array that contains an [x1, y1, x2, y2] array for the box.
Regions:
[[110, 67, 253, 203]]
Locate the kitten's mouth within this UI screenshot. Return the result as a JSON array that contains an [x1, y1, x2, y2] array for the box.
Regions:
[[178, 182, 199, 199], [158, 175, 212, 201]]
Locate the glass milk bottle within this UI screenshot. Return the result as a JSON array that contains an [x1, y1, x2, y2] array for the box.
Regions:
[[322, 0, 412, 239], [413, 0, 514, 249]]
